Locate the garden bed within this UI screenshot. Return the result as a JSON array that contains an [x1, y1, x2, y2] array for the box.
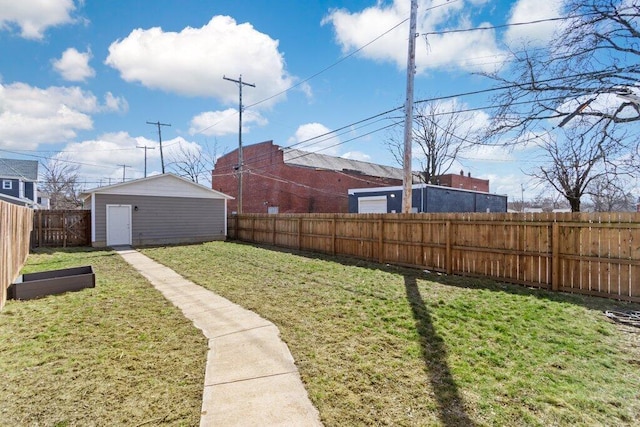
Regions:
[[9, 265, 95, 300]]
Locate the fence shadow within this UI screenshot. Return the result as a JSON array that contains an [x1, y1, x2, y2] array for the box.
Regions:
[[234, 241, 640, 313], [403, 275, 476, 427]]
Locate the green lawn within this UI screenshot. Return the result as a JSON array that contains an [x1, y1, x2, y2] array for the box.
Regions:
[[140, 241, 640, 427], [0, 248, 207, 427]]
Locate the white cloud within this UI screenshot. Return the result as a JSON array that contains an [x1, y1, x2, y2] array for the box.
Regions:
[[59, 132, 160, 183], [485, 172, 543, 200], [103, 92, 128, 113], [105, 16, 296, 108], [0, 83, 94, 149], [189, 108, 267, 137], [504, 0, 566, 47], [322, 0, 506, 73], [60, 134, 213, 186], [0, 82, 127, 149], [0, 0, 77, 39], [288, 123, 341, 156], [52, 47, 95, 81]]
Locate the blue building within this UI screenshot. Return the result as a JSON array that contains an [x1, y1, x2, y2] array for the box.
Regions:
[[0, 158, 39, 208], [348, 183, 507, 213]]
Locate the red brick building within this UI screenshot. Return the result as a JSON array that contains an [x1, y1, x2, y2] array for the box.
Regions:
[[211, 141, 403, 213], [436, 170, 490, 192]]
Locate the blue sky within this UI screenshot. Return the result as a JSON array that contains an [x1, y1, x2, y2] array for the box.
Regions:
[[0, 0, 583, 202]]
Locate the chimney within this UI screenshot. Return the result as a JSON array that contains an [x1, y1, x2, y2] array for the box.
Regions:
[[460, 169, 464, 176]]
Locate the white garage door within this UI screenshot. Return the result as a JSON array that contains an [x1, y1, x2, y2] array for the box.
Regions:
[[358, 196, 387, 213], [106, 204, 132, 246]]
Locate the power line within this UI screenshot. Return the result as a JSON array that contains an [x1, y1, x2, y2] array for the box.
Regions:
[[422, 11, 595, 38], [0, 148, 137, 171], [191, 0, 460, 137]]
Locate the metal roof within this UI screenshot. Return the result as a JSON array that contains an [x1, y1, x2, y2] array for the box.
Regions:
[[0, 158, 38, 181], [282, 148, 403, 180]]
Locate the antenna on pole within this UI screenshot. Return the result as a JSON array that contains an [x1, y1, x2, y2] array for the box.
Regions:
[[402, 0, 418, 213], [137, 145, 155, 178], [223, 74, 255, 214], [146, 121, 171, 173]]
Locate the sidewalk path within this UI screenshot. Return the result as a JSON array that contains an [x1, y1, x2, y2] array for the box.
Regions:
[[115, 247, 323, 427]]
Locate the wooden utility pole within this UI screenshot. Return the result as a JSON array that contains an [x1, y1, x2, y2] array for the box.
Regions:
[[137, 145, 155, 178], [146, 121, 171, 173], [119, 164, 131, 182], [402, 0, 418, 213], [223, 74, 255, 214]]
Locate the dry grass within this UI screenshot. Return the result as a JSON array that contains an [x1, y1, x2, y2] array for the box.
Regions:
[[141, 241, 640, 427], [0, 248, 207, 426]]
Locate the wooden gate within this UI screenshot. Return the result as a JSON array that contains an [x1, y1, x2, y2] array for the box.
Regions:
[[32, 210, 91, 247]]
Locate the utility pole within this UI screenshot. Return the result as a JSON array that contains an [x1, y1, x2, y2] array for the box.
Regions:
[[137, 145, 155, 178], [119, 164, 131, 182], [146, 121, 171, 173], [223, 74, 255, 214], [402, 0, 418, 214]]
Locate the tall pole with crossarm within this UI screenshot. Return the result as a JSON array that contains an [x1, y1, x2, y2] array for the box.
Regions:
[[402, 0, 418, 213], [223, 74, 255, 214], [146, 121, 171, 173]]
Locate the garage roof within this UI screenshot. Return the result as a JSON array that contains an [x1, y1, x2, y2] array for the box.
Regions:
[[80, 173, 234, 200]]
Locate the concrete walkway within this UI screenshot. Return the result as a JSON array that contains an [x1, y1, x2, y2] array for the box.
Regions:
[[115, 247, 323, 427]]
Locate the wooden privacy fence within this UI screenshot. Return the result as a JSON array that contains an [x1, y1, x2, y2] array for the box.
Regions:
[[0, 201, 33, 310], [32, 210, 91, 248], [228, 212, 640, 303]]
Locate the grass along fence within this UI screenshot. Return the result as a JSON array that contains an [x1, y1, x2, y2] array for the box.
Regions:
[[228, 212, 640, 302], [0, 201, 33, 310], [32, 210, 91, 248]]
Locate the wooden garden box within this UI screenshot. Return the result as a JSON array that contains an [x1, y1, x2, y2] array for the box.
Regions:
[[9, 266, 95, 300]]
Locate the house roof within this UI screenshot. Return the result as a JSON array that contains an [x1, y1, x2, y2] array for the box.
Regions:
[[80, 173, 234, 200], [0, 158, 38, 181], [282, 148, 403, 180], [0, 192, 34, 207]]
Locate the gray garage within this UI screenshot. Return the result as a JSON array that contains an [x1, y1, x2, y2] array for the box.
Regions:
[[81, 173, 233, 247]]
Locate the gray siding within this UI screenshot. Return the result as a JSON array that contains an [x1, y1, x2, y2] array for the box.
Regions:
[[94, 194, 226, 247]]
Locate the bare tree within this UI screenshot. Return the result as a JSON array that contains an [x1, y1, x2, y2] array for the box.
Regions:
[[589, 176, 636, 211], [40, 157, 81, 209], [527, 125, 625, 211], [485, 1, 640, 140], [483, 1, 640, 211], [386, 101, 475, 184], [167, 140, 219, 185]]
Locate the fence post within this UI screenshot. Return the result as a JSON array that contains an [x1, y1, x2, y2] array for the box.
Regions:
[[446, 220, 452, 275], [38, 211, 42, 247], [251, 216, 255, 242], [331, 215, 336, 256], [62, 211, 67, 248], [235, 214, 239, 239], [272, 216, 276, 245], [551, 222, 559, 291], [378, 217, 384, 264], [297, 217, 302, 250]]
